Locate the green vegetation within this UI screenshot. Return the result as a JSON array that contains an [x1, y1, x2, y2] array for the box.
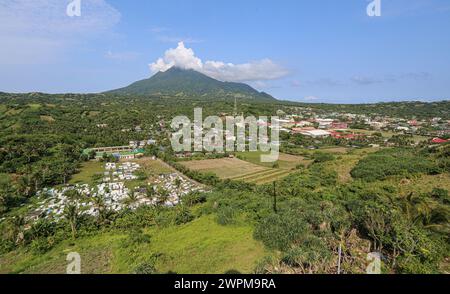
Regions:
[[106, 67, 275, 101], [351, 148, 440, 182], [69, 161, 104, 185], [0, 215, 266, 274], [0, 90, 449, 274]]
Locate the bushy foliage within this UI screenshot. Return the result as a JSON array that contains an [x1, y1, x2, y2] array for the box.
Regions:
[[312, 152, 335, 163], [216, 206, 236, 226], [121, 228, 151, 248], [351, 148, 439, 182], [174, 205, 195, 225]]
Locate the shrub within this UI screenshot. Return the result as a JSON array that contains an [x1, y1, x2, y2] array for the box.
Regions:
[[216, 206, 236, 226], [121, 228, 151, 248], [351, 148, 438, 182], [254, 212, 308, 251], [313, 152, 335, 163], [30, 237, 54, 254], [182, 192, 207, 207], [134, 260, 157, 274], [174, 206, 194, 225], [281, 235, 333, 273]]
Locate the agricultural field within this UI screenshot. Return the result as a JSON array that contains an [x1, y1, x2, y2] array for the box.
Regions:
[[180, 158, 267, 179], [180, 153, 311, 185], [236, 151, 312, 170]]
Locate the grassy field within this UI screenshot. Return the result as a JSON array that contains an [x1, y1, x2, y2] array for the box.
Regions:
[[309, 147, 381, 183], [0, 216, 266, 274], [180, 158, 267, 179], [236, 151, 311, 170], [125, 158, 177, 189], [319, 147, 349, 154], [69, 161, 105, 185], [130, 158, 174, 176]]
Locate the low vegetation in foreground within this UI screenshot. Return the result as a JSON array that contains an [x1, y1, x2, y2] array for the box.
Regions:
[[0, 94, 449, 274]]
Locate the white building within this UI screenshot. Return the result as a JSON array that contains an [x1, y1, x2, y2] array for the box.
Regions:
[[300, 130, 332, 138]]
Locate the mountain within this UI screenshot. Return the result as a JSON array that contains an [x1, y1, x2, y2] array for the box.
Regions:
[[105, 67, 276, 101]]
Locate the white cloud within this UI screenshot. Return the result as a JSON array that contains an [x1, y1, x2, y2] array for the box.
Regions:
[[149, 42, 289, 82], [0, 0, 121, 64], [105, 50, 140, 61]]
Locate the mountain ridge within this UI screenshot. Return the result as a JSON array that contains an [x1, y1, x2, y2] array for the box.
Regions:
[[105, 67, 277, 101]]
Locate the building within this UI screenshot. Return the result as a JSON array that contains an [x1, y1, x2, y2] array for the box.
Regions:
[[295, 121, 313, 127], [299, 129, 332, 138], [330, 122, 348, 130], [316, 119, 334, 129], [331, 131, 365, 140], [83, 146, 145, 160], [431, 138, 448, 144]]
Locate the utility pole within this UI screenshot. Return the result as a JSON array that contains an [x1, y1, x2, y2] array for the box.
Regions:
[[337, 243, 342, 274], [272, 181, 278, 213]]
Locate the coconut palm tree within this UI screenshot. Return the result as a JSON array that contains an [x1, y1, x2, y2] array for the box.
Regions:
[[146, 185, 156, 201], [64, 189, 82, 202], [174, 178, 182, 189], [124, 190, 139, 208], [156, 187, 170, 206], [92, 195, 107, 225], [11, 216, 25, 244], [64, 203, 79, 240]]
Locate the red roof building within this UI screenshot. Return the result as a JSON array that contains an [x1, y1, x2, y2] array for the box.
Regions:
[[431, 138, 448, 144], [331, 131, 365, 140]]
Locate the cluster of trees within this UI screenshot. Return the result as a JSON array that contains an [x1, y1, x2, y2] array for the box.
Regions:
[[202, 163, 449, 273], [351, 148, 441, 182]]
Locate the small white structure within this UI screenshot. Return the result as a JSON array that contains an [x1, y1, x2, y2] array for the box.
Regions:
[[300, 129, 332, 138]]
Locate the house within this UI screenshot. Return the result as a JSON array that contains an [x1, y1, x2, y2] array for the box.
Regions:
[[291, 127, 315, 134], [396, 126, 410, 132], [331, 131, 365, 140], [316, 119, 334, 129], [295, 121, 313, 127], [330, 122, 348, 130], [431, 138, 448, 144], [273, 118, 295, 128], [299, 129, 332, 138]]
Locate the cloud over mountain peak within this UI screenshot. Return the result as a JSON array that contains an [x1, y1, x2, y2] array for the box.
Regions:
[[149, 42, 288, 83]]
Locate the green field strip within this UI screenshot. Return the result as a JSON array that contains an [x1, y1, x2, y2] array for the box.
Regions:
[[227, 168, 275, 181], [239, 169, 289, 183], [247, 170, 292, 184]]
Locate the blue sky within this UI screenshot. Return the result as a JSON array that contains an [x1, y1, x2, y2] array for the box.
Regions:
[[1, 0, 450, 103]]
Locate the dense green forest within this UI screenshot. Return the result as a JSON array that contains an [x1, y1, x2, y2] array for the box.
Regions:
[[0, 92, 449, 273]]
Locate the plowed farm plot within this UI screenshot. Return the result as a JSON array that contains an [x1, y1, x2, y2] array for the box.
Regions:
[[180, 157, 297, 185]]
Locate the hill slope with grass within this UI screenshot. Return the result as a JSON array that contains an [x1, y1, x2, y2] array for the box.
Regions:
[[105, 67, 276, 101]]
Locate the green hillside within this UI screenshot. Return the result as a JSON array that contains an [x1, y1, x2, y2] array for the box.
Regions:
[[106, 67, 276, 101]]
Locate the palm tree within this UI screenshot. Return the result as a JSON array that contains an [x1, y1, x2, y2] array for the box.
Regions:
[[124, 190, 139, 208], [146, 185, 156, 201], [174, 178, 182, 189], [156, 187, 170, 206], [399, 192, 438, 225], [64, 203, 79, 240], [11, 216, 25, 244], [92, 195, 107, 224], [64, 189, 82, 202]]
